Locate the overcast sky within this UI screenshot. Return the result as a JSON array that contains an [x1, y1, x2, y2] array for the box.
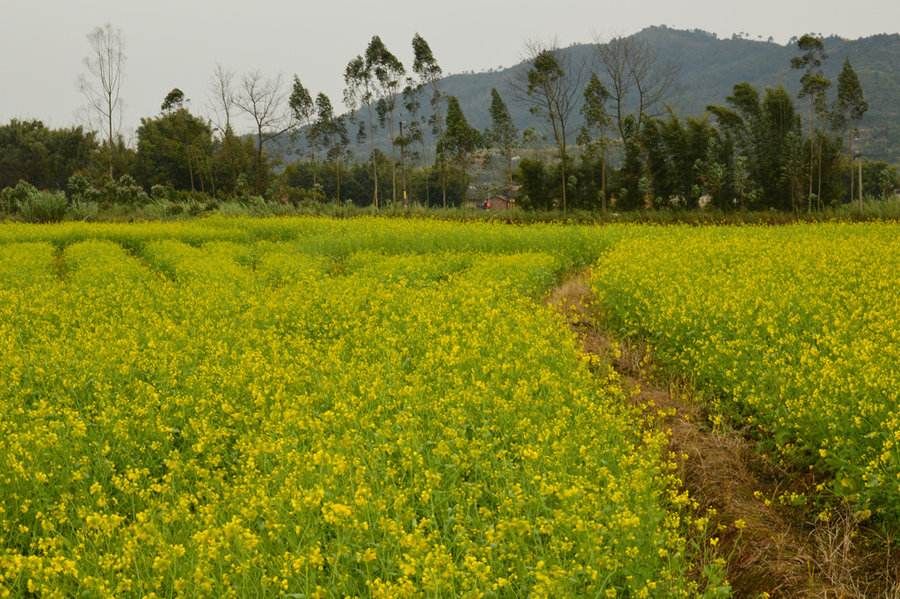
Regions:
[[1, 0, 897, 137]]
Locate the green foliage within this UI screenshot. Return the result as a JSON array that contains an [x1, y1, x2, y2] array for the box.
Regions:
[[708, 83, 805, 209], [212, 128, 259, 198], [486, 89, 518, 187], [16, 188, 69, 223], [0, 180, 38, 214], [514, 158, 551, 210], [580, 73, 611, 136], [135, 108, 215, 192], [160, 88, 186, 113], [99, 175, 150, 207], [862, 161, 899, 198], [834, 59, 868, 130], [412, 33, 441, 82], [0, 120, 97, 190], [439, 96, 479, 167]]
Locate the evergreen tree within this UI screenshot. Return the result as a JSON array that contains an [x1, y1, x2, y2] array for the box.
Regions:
[[311, 93, 349, 202], [343, 54, 377, 207], [519, 45, 580, 213], [412, 34, 444, 206], [617, 116, 643, 210], [289, 76, 317, 183], [708, 83, 803, 210], [437, 97, 478, 206], [579, 73, 611, 210], [833, 59, 868, 206], [791, 34, 831, 210], [365, 36, 405, 205], [487, 88, 518, 191], [135, 106, 214, 192]]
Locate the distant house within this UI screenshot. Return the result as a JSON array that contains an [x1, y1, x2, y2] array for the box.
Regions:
[[481, 195, 516, 211]]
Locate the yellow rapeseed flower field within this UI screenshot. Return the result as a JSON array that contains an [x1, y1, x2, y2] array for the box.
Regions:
[[0, 218, 708, 597], [592, 223, 900, 526]]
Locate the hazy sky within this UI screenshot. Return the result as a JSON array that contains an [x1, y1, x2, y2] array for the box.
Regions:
[[1, 0, 897, 137]]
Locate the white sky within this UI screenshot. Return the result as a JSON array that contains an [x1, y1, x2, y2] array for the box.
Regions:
[[1, 0, 897, 138]]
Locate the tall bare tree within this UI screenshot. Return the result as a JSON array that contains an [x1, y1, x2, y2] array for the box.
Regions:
[[412, 34, 444, 206], [596, 35, 677, 142], [233, 71, 296, 192], [513, 41, 583, 214], [208, 64, 236, 136], [791, 34, 830, 211], [366, 37, 405, 205], [579, 73, 612, 211], [78, 23, 126, 178], [344, 55, 380, 208], [832, 59, 868, 207], [289, 76, 316, 184]]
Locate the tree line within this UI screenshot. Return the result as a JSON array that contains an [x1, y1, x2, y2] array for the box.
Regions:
[[0, 26, 896, 221]]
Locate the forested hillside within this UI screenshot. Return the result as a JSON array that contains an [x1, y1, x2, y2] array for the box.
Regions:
[[304, 27, 898, 163]]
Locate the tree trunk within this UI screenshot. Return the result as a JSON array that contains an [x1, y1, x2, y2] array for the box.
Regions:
[[808, 107, 814, 212], [401, 152, 408, 209], [849, 132, 854, 205], [312, 152, 318, 190], [601, 149, 607, 213], [441, 162, 447, 209], [859, 160, 864, 209], [108, 94, 114, 179], [392, 162, 397, 206], [208, 158, 216, 197], [560, 161, 567, 214], [373, 160, 379, 209], [335, 160, 341, 204], [817, 140, 823, 210], [188, 153, 195, 192], [256, 127, 265, 194]]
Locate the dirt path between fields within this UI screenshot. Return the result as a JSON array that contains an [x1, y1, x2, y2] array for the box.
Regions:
[[548, 271, 899, 599]]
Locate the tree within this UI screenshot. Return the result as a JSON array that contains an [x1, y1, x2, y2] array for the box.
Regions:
[[366, 36, 405, 205], [596, 35, 677, 143], [289, 76, 317, 183], [343, 54, 378, 207], [579, 73, 611, 210], [78, 23, 126, 178], [617, 116, 644, 210], [0, 120, 98, 190], [135, 106, 214, 192], [438, 96, 479, 194], [791, 34, 830, 210], [311, 93, 350, 202], [833, 59, 868, 207], [708, 83, 804, 210], [398, 83, 425, 206], [515, 42, 582, 213], [212, 127, 256, 197], [208, 64, 236, 135], [487, 88, 518, 191], [412, 34, 444, 206], [161, 88, 185, 113], [233, 71, 296, 193]]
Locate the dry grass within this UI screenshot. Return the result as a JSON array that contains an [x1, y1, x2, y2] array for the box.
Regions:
[[548, 271, 900, 598]]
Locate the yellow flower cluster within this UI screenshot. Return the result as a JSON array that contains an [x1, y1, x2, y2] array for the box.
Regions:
[[592, 223, 900, 525], [0, 219, 700, 597]]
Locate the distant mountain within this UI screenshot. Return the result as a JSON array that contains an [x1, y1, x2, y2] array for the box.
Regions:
[[286, 26, 900, 164]]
